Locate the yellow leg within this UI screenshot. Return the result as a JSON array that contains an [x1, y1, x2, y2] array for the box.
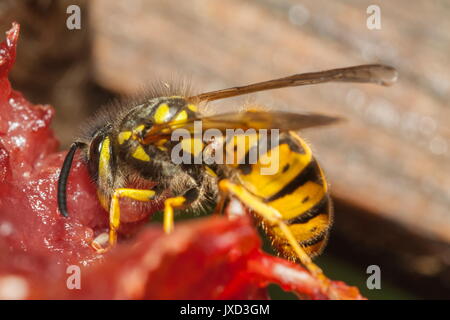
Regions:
[[92, 188, 155, 252], [219, 179, 324, 277], [163, 196, 186, 234]]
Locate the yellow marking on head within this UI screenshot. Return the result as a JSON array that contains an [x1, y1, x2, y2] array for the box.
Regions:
[[118, 131, 132, 144], [174, 110, 188, 123], [98, 136, 111, 184], [132, 145, 151, 162], [187, 104, 198, 112], [154, 103, 171, 124]]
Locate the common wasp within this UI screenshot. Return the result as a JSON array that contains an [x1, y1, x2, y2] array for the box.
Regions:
[[58, 64, 397, 280]]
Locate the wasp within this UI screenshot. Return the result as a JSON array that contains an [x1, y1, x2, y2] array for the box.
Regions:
[[58, 64, 397, 279]]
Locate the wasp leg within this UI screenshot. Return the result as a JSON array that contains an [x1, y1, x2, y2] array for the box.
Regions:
[[92, 188, 156, 253], [163, 188, 200, 234], [218, 179, 324, 277], [163, 196, 186, 234]]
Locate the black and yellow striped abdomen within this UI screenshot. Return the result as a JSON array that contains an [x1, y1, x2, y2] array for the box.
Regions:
[[229, 131, 333, 259]]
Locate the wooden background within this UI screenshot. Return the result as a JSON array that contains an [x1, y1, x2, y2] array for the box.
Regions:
[[1, 0, 449, 298]]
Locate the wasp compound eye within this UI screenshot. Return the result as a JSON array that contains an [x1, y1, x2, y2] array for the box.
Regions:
[[88, 132, 107, 179]]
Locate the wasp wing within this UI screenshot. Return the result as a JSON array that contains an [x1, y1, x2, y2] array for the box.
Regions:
[[141, 110, 341, 143]]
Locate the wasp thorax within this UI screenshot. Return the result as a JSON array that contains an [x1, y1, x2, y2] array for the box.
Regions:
[[116, 97, 198, 147]]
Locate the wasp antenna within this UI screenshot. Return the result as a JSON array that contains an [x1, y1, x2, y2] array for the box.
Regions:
[[57, 142, 85, 217]]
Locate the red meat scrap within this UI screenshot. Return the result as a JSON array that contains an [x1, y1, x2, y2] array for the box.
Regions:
[[0, 23, 365, 300]]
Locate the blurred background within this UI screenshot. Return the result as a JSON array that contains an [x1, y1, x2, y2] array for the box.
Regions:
[[0, 0, 449, 299]]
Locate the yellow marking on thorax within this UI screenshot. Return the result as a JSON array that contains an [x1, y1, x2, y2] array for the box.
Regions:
[[132, 145, 151, 161], [98, 136, 111, 185], [118, 131, 132, 144], [187, 104, 198, 112], [174, 110, 188, 122], [154, 103, 171, 124]]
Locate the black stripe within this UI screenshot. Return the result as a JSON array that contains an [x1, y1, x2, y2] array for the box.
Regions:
[[167, 103, 185, 122], [236, 135, 305, 174], [264, 159, 320, 202], [283, 136, 305, 154], [238, 163, 252, 174], [236, 136, 264, 174], [237, 133, 284, 174], [299, 231, 327, 247], [150, 98, 186, 123], [287, 195, 329, 225], [273, 229, 328, 248]]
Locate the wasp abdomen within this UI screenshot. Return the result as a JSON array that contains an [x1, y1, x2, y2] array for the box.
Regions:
[[233, 131, 332, 259]]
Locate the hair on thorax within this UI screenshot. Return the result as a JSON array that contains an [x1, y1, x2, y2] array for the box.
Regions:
[[77, 77, 198, 142]]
